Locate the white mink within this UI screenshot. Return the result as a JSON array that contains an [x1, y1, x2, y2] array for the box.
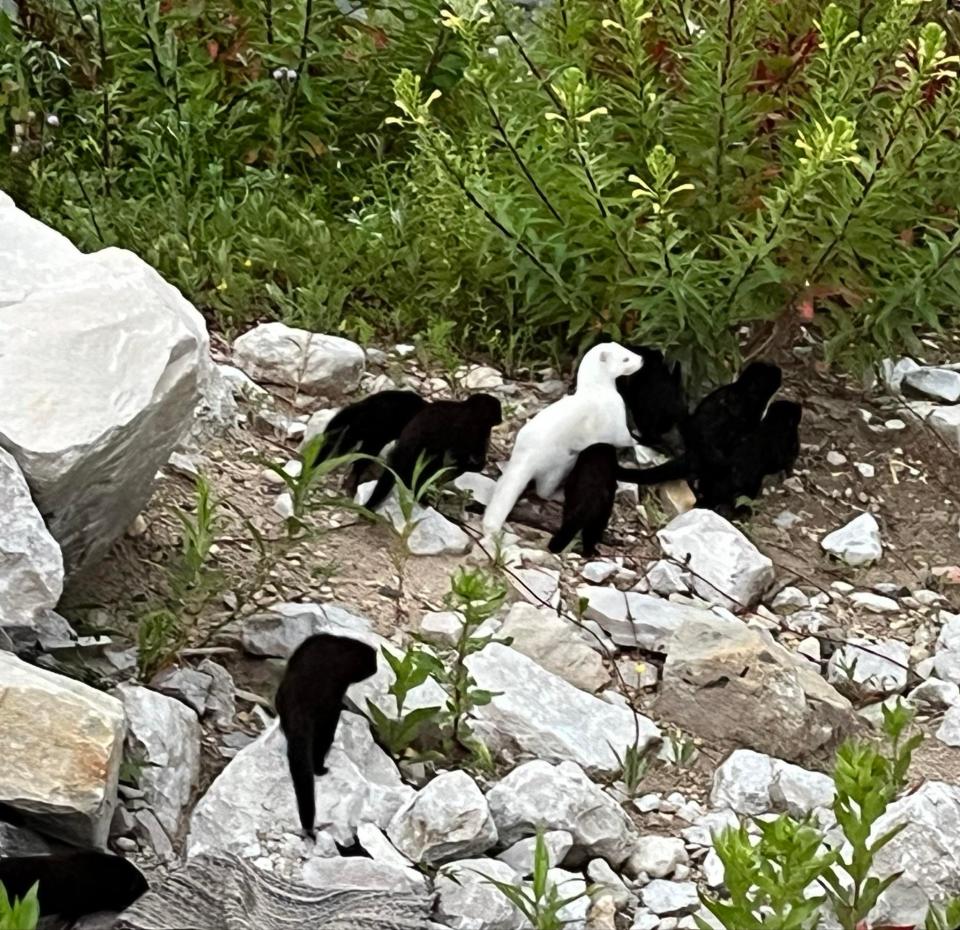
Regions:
[[482, 342, 643, 535]]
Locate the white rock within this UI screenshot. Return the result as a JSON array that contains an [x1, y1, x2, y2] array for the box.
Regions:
[[641, 880, 700, 916], [356, 822, 413, 869], [936, 612, 960, 652], [0, 652, 124, 846], [628, 836, 688, 879], [486, 760, 637, 866], [241, 601, 374, 657], [0, 204, 208, 573], [218, 362, 267, 400], [232, 322, 364, 397], [436, 858, 525, 930], [657, 510, 774, 611], [116, 684, 201, 838], [821, 513, 883, 567], [826, 638, 910, 694], [855, 462, 875, 479], [582, 561, 619, 584], [418, 610, 464, 647], [462, 366, 504, 390], [826, 451, 847, 466], [904, 367, 960, 403], [387, 770, 497, 866], [300, 856, 426, 893], [373, 491, 472, 556], [587, 858, 633, 908], [454, 472, 498, 506], [578, 585, 713, 650], [466, 644, 660, 776], [498, 602, 609, 693], [710, 749, 834, 817], [511, 567, 561, 609], [0, 448, 64, 646], [869, 782, 960, 926], [680, 810, 740, 849], [547, 868, 589, 928], [850, 592, 899, 613], [933, 650, 960, 686], [497, 831, 574, 876], [924, 404, 960, 449], [630, 913, 660, 930], [936, 705, 960, 747], [702, 849, 724, 888], [645, 560, 690, 597], [187, 714, 413, 858], [771, 586, 808, 612], [910, 678, 960, 709], [881, 357, 920, 394]]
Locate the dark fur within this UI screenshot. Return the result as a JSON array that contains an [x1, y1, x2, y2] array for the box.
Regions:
[[0, 852, 147, 919], [276, 634, 378, 837], [304, 390, 428, 495], [363, 394, 502, 511], [618, 361, 783, 488], [694, 399, 802, 515], [548, 444, 619, 556], [615, 346, 686, 449]]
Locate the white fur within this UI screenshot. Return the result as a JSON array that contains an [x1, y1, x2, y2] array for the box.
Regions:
[[482, 343, 643, 534]]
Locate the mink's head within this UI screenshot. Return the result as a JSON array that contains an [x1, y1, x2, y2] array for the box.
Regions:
[[765, 399, 802, 431], [466, 393, 503, 426], [339, 637, 379, 684], [737, 361, 782, 407]]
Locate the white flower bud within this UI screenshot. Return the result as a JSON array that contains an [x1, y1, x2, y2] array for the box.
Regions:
[[46, 114, 60, 127]]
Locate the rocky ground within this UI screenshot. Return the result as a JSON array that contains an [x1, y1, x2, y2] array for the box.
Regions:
[[3, 193, 960, 930]]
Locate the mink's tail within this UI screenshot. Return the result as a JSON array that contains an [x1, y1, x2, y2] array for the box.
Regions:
[[362, 469, 394, 512], [548, 520, 580, 554], [285, 727, 317, 837], [482, 461, 533, 535], [615, 455, 690, 486]]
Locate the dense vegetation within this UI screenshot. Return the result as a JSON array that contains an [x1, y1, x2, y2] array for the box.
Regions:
[[3, 0, 960, 374]]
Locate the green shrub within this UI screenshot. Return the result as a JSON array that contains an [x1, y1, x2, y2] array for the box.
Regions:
[[3, 0, 960, 371], [0, 881, 39, 930]]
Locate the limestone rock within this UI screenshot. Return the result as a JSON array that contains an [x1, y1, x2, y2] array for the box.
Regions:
[[657, 510, 774, 611], [387, 770, 497, 866], [936, 705, 960, 746], [497, 831, 574, 876], [364, 488, 471, 556], [486, 760, 637, 866], [821, 513, 883, 567], [710, 749, 834, 816], [868, 782, 960, 926], [0, 201, 208, 574], [454, 472, 497, 507], [232, 322, 364, 397], [658, 613, 856, 762], [826, 638, 910, 695], [498, 602, 609, 692], [187, 714, 413, 859], [436, 858, 526, 930], [241, 601, 374, 658], [578, 585, 714, 650], [466, 643, 660, 775], [0, 448, 64, 647], [911, 678, 959, 710], [511, 567, 561, 609], [547, 868, 590, 928], [462, 366, 504, 390], [0, 652, 124, 846], [881, 357, 920, 394], [627, 836, 688, 879], [116, 684, 201, 839], [300, 856, 426, 893], [641, 880, 700, 916], [904, 367, 960, 403]]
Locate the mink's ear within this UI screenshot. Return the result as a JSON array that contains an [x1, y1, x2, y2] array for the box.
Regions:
[[598, 349, 609, 364]]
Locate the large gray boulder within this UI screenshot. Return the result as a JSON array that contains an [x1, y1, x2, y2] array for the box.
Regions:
[[0, 193, 209, 574], [656, 510, 774, 611], [485, 760, 637, 867], [0, 652, 125, 846], [116, 684, 202, 840], [657, 613, 857, 762], [465, 643, 660, 775], [187, 713, 413, 863], [0, 448, 64, 646]]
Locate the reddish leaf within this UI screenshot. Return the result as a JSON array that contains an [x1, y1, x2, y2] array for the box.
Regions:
[[207, 40, 219, 60]]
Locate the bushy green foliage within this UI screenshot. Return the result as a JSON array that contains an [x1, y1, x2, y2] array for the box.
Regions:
[[698, 701, 956, 930], [0, 881, 39, 930], [3, 0, 960, 370]]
